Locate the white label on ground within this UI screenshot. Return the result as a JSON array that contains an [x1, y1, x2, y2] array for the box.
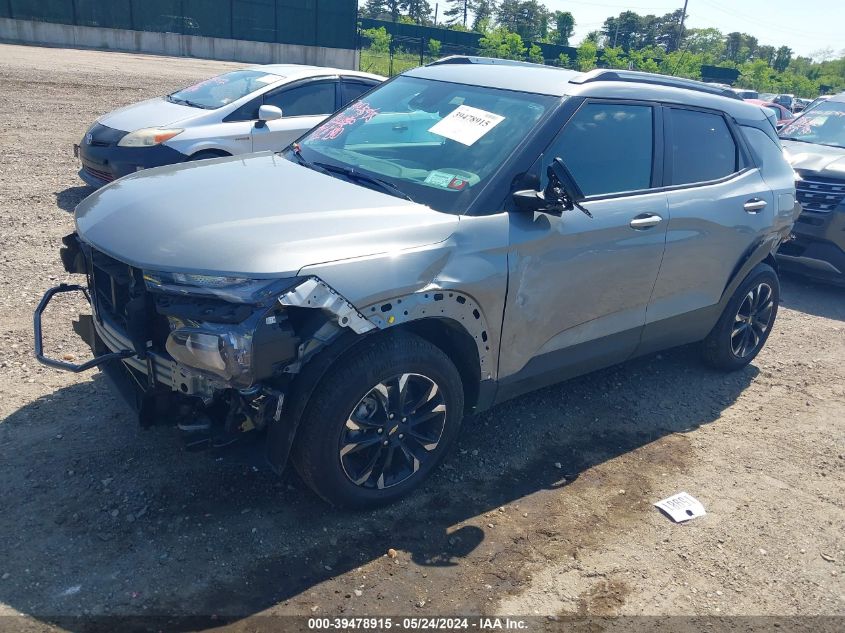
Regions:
[[654, 492, 706, 522]]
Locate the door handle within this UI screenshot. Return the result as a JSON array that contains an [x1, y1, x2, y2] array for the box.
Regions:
[[629, 213, 663, 230], [743, 198, 767, 214], [392, 124, 409, 132]]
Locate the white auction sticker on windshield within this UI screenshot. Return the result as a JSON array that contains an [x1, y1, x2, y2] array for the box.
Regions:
[[428, 105, 505, 146]]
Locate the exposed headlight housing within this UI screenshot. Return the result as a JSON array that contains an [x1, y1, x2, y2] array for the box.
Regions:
[[166, 325, 253, 387], [118, 127, 184, 147], [143, 271, 298, 304]]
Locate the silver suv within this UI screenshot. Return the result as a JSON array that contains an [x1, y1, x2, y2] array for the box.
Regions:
[[36, 58, 799, 508]]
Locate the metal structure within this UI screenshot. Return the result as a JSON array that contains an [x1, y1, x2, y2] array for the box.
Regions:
[[2, 0, 358, 50]]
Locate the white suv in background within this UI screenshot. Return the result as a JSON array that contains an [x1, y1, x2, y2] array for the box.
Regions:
[[75, 64, 383, 187]]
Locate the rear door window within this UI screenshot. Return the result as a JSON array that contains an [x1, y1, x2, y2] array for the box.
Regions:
[[341, 80, 377, 107], [544, 101, 655, 197], [667, 108, 738, 185]]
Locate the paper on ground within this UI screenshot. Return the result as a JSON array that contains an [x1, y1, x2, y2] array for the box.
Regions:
[[654, 492, 706, 523], [428, 105, 505, 146]]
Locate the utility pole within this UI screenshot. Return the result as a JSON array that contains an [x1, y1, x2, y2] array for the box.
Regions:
[[677, 0, 689, 51]]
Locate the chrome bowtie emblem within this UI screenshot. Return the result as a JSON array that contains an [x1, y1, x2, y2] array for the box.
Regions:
[[85, 133, 93, 145]]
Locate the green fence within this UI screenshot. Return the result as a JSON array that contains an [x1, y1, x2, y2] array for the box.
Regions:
[[1, 0, 357, 49]]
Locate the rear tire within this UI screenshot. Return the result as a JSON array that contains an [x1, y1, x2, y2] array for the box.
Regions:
[[291, 332, 464, 509], [702, 263, 779, 371]]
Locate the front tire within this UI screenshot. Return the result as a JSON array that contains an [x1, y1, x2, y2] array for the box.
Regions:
[[291, 332, 464, 509], [702, 263, 780, 371]]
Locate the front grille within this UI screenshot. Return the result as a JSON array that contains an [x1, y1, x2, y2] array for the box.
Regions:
[[795, 175, 845, 214], [87, 249, 168, 350], [83, 164, 115, 183], [87, 122, 127, 146], [91, 250, 135, 328]]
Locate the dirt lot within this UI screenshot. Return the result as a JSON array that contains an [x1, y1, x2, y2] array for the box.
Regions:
[[0, 43, 843, 629]]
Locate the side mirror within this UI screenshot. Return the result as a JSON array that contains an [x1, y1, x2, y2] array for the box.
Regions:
[[511, 158, 584, 216], [548, 157, 584, 203], [258, 105, 283, 122]]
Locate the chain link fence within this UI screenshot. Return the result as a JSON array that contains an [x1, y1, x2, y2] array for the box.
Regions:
[[357, 18, 577, 77]]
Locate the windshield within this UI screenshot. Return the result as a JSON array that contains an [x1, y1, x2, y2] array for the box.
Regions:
[[780, 101, 845, 149], [167, 70, 282, 109], [288, 76, 557, 214]]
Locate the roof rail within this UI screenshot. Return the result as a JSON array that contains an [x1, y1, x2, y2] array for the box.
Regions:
[[426, 55, 547, 69], [570, 69, 742, 100]]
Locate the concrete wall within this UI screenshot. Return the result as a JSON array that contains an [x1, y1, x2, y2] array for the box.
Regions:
[[0, 18, 359, 69]]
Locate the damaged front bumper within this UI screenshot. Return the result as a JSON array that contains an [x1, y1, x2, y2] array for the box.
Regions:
[[34, 278, 292, 453], [34, 283, 135, 373], [33, 234, 383, 462]]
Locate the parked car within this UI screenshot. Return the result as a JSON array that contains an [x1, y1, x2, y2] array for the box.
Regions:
[[732, 88, 758, 99], [793, 97, 811, 113], [745, 99, 795, 129], [75, 65, 383, 187], [38, 60, 798, 508], [777, 93, 845, 284], [802, 94, 833, 114], [773, 93, 796, 111]]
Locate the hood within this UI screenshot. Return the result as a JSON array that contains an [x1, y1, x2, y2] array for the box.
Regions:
[[98, 97, 200, 132], [75, 153, 459, 277], [781, 139, 845, 179]]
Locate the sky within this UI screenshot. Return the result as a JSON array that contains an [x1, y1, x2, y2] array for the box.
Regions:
[[542, 0, 844, 58]]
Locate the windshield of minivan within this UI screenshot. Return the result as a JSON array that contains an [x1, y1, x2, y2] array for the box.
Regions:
[[288, 76, 556, 213], [780, 101, 845, 149], [167, 70, 282, 109]]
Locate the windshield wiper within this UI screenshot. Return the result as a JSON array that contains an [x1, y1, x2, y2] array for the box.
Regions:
[[288, 144, 331, 176], [779, 136, 813, 143], [312, 162, 415, 202], [167, 94, 210, 109]]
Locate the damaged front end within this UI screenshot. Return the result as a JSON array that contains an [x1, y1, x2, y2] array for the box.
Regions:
[[35, 233, 376, 463]]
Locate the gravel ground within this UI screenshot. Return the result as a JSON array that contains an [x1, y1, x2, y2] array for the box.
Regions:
[[0, 43, 843, 629]]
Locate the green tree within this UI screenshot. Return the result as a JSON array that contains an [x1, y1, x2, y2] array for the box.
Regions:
[[361, 0, 403, 22], [428, 38, 442, 58], [443, 0, 469, 27], [685, 28, 725, 59], [478, 26, 527, 60], [739, 58, 775, 91], [528, 43, 544, 64], [756, 45, 775, 66], [361, 26, 391, 56], [576, 40, 598, 71], [724, 32, 743, 62], [549, 10, 574, 47], [654, 9, 685, 53], [600, 46, 627, 69], [471, 1, 498, 32], [497, 0, 549, 42], [601, 11, 643, 52], [773, 46, 793, 72], [401, 0, 433, 25]]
